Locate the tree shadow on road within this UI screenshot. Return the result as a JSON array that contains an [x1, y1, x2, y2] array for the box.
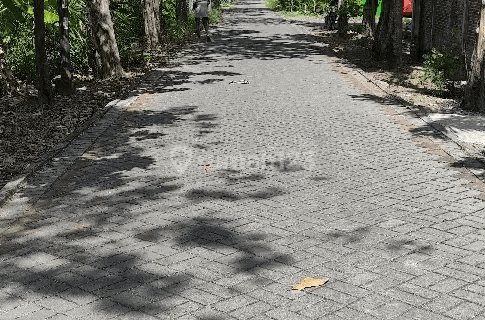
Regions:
[[325, 226, 371, 245], [348, 92, 485, 182], [172, 216, 295, 273], [134, 69, 243, 95], [0, 100, 231, 317], [0, 92, 304, 318]]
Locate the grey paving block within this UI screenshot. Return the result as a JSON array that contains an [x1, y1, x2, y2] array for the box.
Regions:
[[444, 301, 485, 320], [20, 308, 58, 320], [2, 0, 485, 319], [35, 297, 79, 313], [178, 287, 223, 306], [265, 307, 306, 320], [423, 295, 465, 313], [213, 294, 257, 313], [428, 278, 468, 293], [399, 307, 453, 320], [369, 300, 412, 319], [297, 298, 344, 318], [0, 301, 43, 319]]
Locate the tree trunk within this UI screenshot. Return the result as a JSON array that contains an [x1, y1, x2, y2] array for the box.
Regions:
[[34, 0, 54, 104], [323, 0, 338, 30], [176, 0, 189, 21], [0, 40, 13, 97], [363, 0, 378, 38], [463, 0, 485, 112], [337, 0, 348, 34], [86, 0, 125, 79], [373, 0, 403, 66], [141, 0, 160, 48], [56, 0, 74, 95]]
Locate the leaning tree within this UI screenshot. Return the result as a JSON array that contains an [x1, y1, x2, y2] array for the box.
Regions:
[[86, 0, 126, 79]]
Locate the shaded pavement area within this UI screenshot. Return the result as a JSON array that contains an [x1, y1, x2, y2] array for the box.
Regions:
[[2, 0, 485, 319]]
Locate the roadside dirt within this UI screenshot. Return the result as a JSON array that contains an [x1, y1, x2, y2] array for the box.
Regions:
[[0, 38, 196, 190]]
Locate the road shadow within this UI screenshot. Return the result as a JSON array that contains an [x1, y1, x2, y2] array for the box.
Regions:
[[298, 16, 464, 102], [386, 238, 434, 255], [135, 69, 243, 95], [0, 101, 226, 316], [326, 226, 371, 245], [172, 216, 295, 273], [347, 92, 485, 180]]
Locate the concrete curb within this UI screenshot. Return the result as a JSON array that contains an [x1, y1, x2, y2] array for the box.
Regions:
[[0, 97, 117, 208]]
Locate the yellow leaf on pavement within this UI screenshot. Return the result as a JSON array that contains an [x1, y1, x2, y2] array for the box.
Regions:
[[292, 277, 328, 291]]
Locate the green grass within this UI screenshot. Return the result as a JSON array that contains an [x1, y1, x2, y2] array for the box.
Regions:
[[278, 11, 321, 18], [220, 0, 236, 10], [262, 0, 328, 19], [263, 0, 279, 9]]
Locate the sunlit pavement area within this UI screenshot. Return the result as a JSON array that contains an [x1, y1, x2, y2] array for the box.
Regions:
[[2, 0, 485, 319]]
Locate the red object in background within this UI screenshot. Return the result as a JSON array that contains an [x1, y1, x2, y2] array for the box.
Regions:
[[403, 0, 412, 17]]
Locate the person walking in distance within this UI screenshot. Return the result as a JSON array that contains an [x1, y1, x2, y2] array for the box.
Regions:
[[193, 0, 211, 41]]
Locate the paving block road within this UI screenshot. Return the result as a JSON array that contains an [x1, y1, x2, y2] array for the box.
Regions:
[[2, 0, 485, 319]]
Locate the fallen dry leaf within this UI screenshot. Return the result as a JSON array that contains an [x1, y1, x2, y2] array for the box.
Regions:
[[71, 223, 87, 230], [201, 164, 212, 173], [292, 277, 328, 291]]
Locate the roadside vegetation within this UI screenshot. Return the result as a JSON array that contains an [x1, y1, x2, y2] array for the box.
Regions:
[[2, 0, 485, 189], [0, 0, 231, 188]]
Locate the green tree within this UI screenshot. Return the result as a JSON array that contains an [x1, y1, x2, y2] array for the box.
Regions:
[[56, 0, 74, 95], [363, 0, 377, 38]]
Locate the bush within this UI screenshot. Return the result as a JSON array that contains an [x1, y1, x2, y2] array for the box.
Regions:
[[111, 0, 142, 56], [0, 0, 226, 81], [268, 0, 329, 14], [266, 0, 362, 17], [2, 19, 36, 78], [422, 48, 459, 90], [1, 0, 91, 78], [337, 0, 363, 18], [210, 5, 223, 24], [345, 24, 366, 34], [160, 0, 197, 42]]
